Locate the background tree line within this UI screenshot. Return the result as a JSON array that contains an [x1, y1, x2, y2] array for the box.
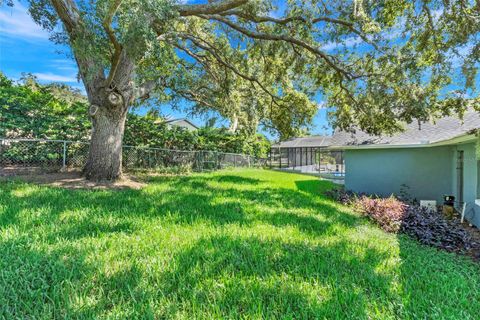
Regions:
[[0, 73, 270, 158], [13, 0, 479, 180]]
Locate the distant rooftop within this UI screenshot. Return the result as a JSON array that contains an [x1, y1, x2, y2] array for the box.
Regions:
[[163, 118, 199, 130]]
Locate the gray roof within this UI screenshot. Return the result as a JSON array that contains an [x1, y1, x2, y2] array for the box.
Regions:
[[330, 109, 480, 148], [164, 118, 199, 129], [274, 110, 480, 149], [272, 135, 331, 148]]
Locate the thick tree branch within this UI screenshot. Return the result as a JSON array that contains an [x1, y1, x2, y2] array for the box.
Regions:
[[50, 0, 82, 34], [339, 80, 358, 105], [312, 16, 354, 26], [176, 89, 218, 109], [156, 31, 223, 83], [219, 11, 359, 27], [177, 0, 248, 17], [103, 0, 123, 88], [197, 14, 355, 79], [219, 10, 307, 25], [178, 33, 283, 105], [172, 43, 222, 82], [135, 80, 157, 101], [50, 0, 106, 98], [218, 11, 378, 49], [158, 30, 284, 107]]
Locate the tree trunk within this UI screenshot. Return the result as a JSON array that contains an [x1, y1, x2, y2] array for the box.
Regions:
[[79, 49, 135, 181], [229, 115, 239, 133], [84, 102, 127, 181]]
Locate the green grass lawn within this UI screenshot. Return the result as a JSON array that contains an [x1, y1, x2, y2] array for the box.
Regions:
[[0, 169, 479, 319]]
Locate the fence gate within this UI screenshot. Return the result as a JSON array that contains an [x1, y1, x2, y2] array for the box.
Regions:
[[197, 150, 219, 171]]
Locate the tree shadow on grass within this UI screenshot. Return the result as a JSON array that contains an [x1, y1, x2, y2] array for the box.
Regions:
[[209, 174, 263, 185], [0, 235, 155, 318], [0, 176, 359, 239], [145, 173, 262, 186], [4, 173, 480, 317], [157, 176, 362, 235], [295, 179, 335, 195], [57, 218, 134, 240], [0, 173, 371, 317], [70, 262, 156, 318], [1, 179, 361, 274], [0, 237, 89, 318], [1, 184, 247, 237], [159, 235, 396, 318]]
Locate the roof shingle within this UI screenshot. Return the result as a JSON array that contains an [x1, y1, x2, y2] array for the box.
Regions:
[[272, 135, 331, 148], [273, 110, 480, 149], [330, 109, 480, 147]]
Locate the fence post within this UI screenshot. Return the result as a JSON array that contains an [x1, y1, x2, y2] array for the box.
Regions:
[[279, 149, 282, 168], [268, 149, 271, 168], [197, 151, 201, 171], [62, 141, 67, 169]]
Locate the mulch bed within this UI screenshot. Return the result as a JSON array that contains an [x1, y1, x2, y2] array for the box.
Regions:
[[325, 188, 480, 261], [0, 165, 61, 177], [0, 169, 145, 190], [453, 216, 480, 261]]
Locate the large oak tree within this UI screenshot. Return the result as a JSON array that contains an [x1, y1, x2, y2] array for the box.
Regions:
[[11, 0, 480, 180]]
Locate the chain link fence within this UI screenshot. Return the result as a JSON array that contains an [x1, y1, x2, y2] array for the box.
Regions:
[[0, 138, 267, 176]]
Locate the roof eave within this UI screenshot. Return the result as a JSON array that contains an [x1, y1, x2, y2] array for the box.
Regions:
[[328, 133, 477, 150], [165, 119, 199, 129]]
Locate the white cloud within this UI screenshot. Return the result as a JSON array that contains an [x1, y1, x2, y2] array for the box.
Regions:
[[317, 101, 327, 109], [448, 43, 474, 69], [48, 58, 78, 71], [322, 36, 363, 51], [431, 8, 444, 22], [34, 72, 77, 82], [321, 17, 407, 52], [0, 3, 49, 40]]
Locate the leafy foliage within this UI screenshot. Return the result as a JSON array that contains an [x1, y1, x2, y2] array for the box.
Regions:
[[0, 73, 90, 141], [22, 0, 480, 138], [355, 196, 408, 233], [401, 206, 478, 254], [125, 119, 271, 157], [325, 187, 479, 255], [0, 73, 270, 157]]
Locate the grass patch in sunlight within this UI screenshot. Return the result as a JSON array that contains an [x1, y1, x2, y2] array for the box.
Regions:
[[0, 169, 479, 319]]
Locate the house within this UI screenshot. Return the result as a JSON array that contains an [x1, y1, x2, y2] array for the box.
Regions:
[[164, 118, 199, 131], [269, 110, 480, 227], [328, 109, 480, 227]]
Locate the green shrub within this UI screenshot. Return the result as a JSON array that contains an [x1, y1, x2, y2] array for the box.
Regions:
[[0, 73, 271, 157]]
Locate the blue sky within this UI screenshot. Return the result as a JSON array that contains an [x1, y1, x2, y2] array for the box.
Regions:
[[0, 2, 332, 139], [4, 2, 475, 140]]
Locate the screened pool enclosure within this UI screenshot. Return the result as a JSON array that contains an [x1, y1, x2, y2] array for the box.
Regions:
[[268, 136, 345, 181]]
